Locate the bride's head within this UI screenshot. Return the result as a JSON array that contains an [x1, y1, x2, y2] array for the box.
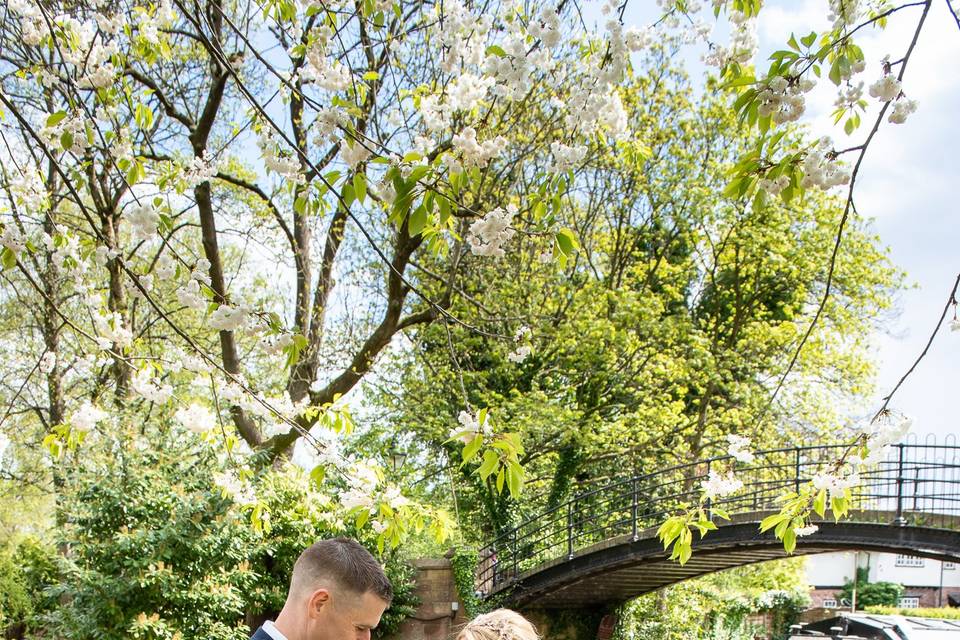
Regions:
[[456, 609, 539, 640]]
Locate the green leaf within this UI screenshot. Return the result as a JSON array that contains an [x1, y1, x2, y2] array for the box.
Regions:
[[831, 494, 848, 521], [1, 247, 16, 270], [813, 489, 827, 517], [555, 228, 579, 256], [353, 173, 367, 204], [356, 508, 370, 529], [783, 527, 797, 553], [309, 464, 326, 487], [294, 195, 308, 215], [506, 462, 523, 498], [495, 466, 505, 493], [341, 183, 355, 208], [486, 45, 507, 58], [362, 71, 380, 81], [759, 513, 788, 533], [407, 164, 431, 183], [60, 131, 74, 151], [801, 31, 818, 48], [46, 111, 67, 127], [722, 74, 757, 89], [461, 435, 483, 465], [408, 204, 428, 236], [477, 449, 499, 480]]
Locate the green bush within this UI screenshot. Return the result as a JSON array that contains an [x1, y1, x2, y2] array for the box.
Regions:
[[0, 549, 31, 630], [0, 536, 57, 636], [613, 558, 811, 640], [865, 606, 960, 620], [34, 426, 418, 640], [838, 568, 904, 609]]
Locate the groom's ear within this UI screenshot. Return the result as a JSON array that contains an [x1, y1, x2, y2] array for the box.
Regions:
[[306, 588, 332, 618]]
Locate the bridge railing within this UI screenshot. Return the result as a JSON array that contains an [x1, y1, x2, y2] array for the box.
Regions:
[[476, 442, 960, 594]]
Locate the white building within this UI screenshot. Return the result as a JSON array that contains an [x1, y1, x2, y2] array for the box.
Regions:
[[805, 551, 960, 609]]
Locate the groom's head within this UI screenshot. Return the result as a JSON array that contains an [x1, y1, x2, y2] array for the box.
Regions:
[[281, 537, 392, 640]]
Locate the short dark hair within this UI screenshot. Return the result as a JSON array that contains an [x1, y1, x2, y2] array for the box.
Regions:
[[290, 537, 393, 603]]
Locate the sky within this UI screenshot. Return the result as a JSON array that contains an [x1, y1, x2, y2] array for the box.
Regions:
[[599, 0, 959, 444], [760, 0, 960, 445]]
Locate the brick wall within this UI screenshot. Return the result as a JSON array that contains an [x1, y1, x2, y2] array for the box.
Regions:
[[808, 588, 844, 608], [388, 558, 467, 640]]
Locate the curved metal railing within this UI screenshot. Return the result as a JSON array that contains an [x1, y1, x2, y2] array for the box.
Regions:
[[476, 440, 960, 595]]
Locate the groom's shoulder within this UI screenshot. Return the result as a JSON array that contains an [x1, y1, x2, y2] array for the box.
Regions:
[[249, 626, 273, 640]]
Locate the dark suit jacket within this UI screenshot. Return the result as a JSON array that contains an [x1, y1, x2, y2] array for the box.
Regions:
[[250, 626, 273, 640]]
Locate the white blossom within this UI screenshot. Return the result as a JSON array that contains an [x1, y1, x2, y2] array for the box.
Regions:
[[888, 97, 917, 124], [71, 401, 108, 431], [755, 75, 814, 125], [177, 279, 207, 312], [303, 30, 351, 92], [214, 471, 256, 504], [701, 469, 743, 499], [834, 82, 864, 111], [868, 74, 901, 102], [758, 175, 790, 196], [96, 12, 125, 35], [259, 132, 303, 180], [550, 142, 587, 173], [467, 204, 517, 258], [863, 410, 912, 449], [341, 488, 376, 513], [726, 434, 755, 463], [508, 344, 532, 363], [800, 137, 851, 190], [811, 471, 859, 498], [794, 524, 819, 537], [0, 226, 26, 255], [92, 311, 132, 349], [528, 7, 561, 49], [39, 352, 57, 374], [174, 403, 217, 434], [155, 253, 176, 280], [9, 169, 48, 212], [78, 63, 117, 89], [624, 26, 653, 51], [131, 368, 173, 404], [126, 203, 159, 242], [446, 73, 495, 112], [181, 154, 218, 189], [950, 318, 960, 332], [384, 485, 411, 509], [340, 140, 372, 169], [208, 303, 249, 332], [828, 0, 861, 28], [449, 408, 492, 444], [710, 11, 757, 67], [451, 127, 506, 170]]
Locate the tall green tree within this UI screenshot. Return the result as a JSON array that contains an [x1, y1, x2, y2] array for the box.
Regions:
[[369, 55, 899, 536]]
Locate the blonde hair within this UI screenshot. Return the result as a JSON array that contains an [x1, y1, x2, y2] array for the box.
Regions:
[[456, 609, 539, 640]]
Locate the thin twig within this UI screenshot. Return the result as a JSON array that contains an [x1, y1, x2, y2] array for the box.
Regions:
[[759, 0, 933, 424], [872, 272, 960, 420]]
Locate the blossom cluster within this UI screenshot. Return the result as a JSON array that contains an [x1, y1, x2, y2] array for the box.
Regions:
[[701, 469, 744, 499], [800, 137, 851, 190], [467, 204, 518, 257]]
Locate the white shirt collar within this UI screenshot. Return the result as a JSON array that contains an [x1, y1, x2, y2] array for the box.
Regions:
[[263, 621, 290, 640]]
